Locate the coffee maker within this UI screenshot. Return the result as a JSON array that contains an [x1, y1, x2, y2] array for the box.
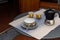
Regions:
[[44, 9, 56, 26]]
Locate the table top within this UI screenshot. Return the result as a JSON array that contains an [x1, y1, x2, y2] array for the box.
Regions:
[[9, 9, 60, 40]]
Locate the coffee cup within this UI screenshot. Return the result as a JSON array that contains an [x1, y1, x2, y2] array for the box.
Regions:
[[23, 18, 36, 27]]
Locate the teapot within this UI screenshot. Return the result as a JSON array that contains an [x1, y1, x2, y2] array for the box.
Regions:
[[44, 9, 60, 26]]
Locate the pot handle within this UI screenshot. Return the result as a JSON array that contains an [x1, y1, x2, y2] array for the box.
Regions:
[[58, 12, 60, 18]]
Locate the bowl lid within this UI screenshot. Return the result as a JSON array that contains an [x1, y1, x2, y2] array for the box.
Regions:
[[24, 18, 35, 23]]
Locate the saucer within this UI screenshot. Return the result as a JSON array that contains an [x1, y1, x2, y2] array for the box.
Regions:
[[21, 22, 38, 30]]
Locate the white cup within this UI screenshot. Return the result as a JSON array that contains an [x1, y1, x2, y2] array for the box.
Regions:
[[23, 18, 36, 27]]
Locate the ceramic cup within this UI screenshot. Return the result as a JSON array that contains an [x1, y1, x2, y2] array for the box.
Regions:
[[23, 18, 36, 27]]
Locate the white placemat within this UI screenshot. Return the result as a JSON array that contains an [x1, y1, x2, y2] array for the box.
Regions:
[[9, 9, 60, 40]]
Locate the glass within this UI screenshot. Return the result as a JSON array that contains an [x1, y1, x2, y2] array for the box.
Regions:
[[28, 12, 34, 18], [36, 14, 41, 19]]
